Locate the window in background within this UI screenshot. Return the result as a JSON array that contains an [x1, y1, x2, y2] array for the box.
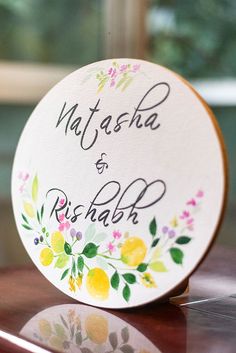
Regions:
[[0, 0, 103, 65], [147, 0, 236, 246], [0, 0, 104, 266]]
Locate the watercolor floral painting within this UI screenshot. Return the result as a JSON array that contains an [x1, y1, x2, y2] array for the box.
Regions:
[[83, 61, 141, 93], [19, 172, 204, 303]]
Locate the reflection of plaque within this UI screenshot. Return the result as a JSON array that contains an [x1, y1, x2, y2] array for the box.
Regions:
[[20, 304, 161, 353], [12, 59, 227, 308]]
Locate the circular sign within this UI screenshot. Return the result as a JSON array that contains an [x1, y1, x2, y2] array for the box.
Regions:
[[12, 59, 227, 308]]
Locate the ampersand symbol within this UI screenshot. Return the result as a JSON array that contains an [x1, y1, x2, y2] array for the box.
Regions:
[[95, 153, 109, 174]]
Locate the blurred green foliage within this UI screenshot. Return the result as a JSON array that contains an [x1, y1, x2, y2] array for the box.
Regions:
[[0, 0, 103, 65], [149, 0, 236, 78]]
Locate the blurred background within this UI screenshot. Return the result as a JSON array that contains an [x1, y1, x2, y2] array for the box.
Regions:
[[0, 0, 235, 267]]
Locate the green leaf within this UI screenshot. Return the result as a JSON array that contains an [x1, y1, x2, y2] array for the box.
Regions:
[[64, 242, 72, 255], [121, 327, 129, 343], [21, 214, 28, 224], [122, 273, 136, 284], [32, 174, 38, 202], [111, 271, 120, 290], [151, 238, 160, 247], [169, 248, 184, 265], [122, 77, 133, 91], [54, 253, 69, 269], [116, 75, 128, 89], [82, 242, 98, 258], [60, 314, 68, 329], [93, 232, 107, 244], [72, 257, 76, 276], [61, 268, 69, 280], [84, 224, 96, 243], [22, 224, 32, 230], [123, 284, 131, 302], [136, 263, 148, 272], [76, 332, 82, 345], [40, 204, 44, 220], [109, 332, 118, 350], [53, 323, 66, 339], [120, 344, 134, 353], [176, 236, 192, 245], [36, 210, 40, 223], [149, 261, 168, 272], [77, 256, 84, 272], [149, 217, 157, 236]]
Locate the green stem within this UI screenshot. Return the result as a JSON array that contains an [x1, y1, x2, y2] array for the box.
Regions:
[[97, 253, 121, 261]]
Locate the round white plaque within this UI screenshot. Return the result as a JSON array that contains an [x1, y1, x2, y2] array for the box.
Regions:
[[12, 59, 227, 308]]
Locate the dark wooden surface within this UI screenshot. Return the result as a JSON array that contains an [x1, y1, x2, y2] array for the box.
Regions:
[[0, 244, 236, 353]]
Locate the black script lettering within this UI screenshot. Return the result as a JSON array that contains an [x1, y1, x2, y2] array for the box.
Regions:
[[100, 115, 112, 135], [112, 178, 166, 224], [130, 82, 170, 129], [47, 188, 84, 223], [56, 102, 78, 135], [114, 112, 129, 132], [80, 99, 100, 150], [85, 181, 120, 226]]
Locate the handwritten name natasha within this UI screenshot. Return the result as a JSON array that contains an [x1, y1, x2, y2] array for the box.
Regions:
[[55, 82, 170, 150]]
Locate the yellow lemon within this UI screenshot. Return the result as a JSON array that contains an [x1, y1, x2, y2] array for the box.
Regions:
[[38, 319, 52, 339], [85, 314, 108, 344], [51, 231, 65, 253], [86, 268, 109, 300], [40, 248, 53, 266], [121, 237, 147, 266]]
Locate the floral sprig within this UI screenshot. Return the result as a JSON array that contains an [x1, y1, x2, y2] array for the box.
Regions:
[[19, 173, 204, 303], [94, 61, 140, 93]]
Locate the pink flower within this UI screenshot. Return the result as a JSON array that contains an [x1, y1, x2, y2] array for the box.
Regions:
[[59, 214, 65, 222], [64, 221, 70, 230], [197, 190, 204, 198], [120, 64, 128, 72], [107, 242, 115, 253], [110, 79, 115, 87], [187, 224, 194, 231], [108, 67, 117, 78], [187, 218, 194, 225], [58, 221, 70, 232], [180, 210, 190, 219], [132, 64, 140, 72], [23, 173, 29, 181], [58, 223, 64, 231], [59, 198, 65, 205], [187, 198, 196, 207], [113, 230, 122, 239]]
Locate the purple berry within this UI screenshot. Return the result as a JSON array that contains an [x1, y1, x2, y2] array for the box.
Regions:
[[162, 226, 168, 234], [168, 230, 176, 238], [76, 231, 82, 241], [70, 228, 76, 238], [34, 237, 39, 245]]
